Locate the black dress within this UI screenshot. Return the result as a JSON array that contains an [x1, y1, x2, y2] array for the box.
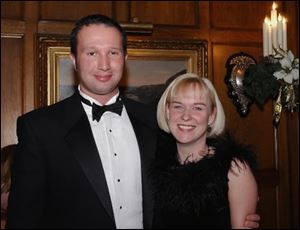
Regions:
[[152, 131, 256, 229]]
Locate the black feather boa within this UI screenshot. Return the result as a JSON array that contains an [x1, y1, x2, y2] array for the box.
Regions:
[[151, 131, 257, 229]]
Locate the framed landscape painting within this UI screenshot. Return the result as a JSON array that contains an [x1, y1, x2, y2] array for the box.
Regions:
[[37, 36, 207, 107]]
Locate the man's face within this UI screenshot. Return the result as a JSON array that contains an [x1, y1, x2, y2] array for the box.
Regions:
[[71, 24, 126, 103]]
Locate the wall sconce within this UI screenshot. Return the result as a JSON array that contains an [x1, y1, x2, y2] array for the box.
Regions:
[[225, 52, 257, 116], [120, 17, 153, 34]]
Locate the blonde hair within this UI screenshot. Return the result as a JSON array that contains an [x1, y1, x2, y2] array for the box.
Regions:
[[157, 73, 225, 137]]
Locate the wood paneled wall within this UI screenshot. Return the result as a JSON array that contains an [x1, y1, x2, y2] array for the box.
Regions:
[[1, 1, 298, 228]]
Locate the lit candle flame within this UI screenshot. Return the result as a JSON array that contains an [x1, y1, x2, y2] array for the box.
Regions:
[[272, 2, 276, 10], [283, 17, 287, 23], [264, 17, 269, 23]]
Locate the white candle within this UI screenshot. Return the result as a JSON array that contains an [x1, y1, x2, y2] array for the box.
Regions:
[[272, 22, 278, 52], [277, 14, 283, 49], [282, 17, 287, 51], [268, 23, 273, 55], [263, 17, 269, 56], [271, 2, 277, 25]]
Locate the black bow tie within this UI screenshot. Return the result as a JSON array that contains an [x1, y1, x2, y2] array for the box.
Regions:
[[80, 95, 123, 122]]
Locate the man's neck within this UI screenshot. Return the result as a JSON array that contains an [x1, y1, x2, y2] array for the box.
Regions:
[[78, 85, 119, 105]]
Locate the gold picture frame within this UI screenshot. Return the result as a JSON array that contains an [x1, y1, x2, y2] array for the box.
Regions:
[[37, 36, 207, 107]]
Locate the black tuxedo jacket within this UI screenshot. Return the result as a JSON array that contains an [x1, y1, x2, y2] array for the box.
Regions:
[[7, 91, 158, 229]]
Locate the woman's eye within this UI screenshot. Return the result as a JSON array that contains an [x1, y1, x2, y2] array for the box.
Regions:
[[172, 105, 184, 110], [193, 107, 203, 111]]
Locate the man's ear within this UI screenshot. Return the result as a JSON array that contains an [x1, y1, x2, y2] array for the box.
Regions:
[[70, 54, 77, 71]]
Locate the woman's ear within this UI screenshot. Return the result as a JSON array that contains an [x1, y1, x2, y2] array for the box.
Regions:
[[208, 107, 217, 126], [166, 103, 170, 120]]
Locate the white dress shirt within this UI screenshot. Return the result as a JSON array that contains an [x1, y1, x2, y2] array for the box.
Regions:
[[79, 87, 143, 229]]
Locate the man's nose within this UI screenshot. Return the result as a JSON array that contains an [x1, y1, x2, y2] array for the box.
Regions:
[[97, 55, 110, 70]]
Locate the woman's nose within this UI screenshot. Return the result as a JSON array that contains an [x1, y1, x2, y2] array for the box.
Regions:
[[181, 109, 191, 120]]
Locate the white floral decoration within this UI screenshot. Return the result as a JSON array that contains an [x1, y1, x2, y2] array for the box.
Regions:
[[273, 50, 299, 84]]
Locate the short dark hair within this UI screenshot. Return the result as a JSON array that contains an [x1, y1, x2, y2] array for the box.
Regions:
[[70, 14, 127, 56]]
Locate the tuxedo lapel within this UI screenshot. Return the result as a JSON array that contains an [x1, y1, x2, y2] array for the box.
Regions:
[[132, 118, 156, 229], [123, 98, 157, 229], [64, 93, 115, 223]]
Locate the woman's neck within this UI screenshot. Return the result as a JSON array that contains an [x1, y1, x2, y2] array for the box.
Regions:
[[177, 140, 209, 164]]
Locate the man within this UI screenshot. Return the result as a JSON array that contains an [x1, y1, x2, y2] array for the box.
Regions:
[[7, 14, 259, 229], [7, 14, 156, 229]]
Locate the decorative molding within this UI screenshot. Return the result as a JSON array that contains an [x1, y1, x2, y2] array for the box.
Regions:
[[38, 20, 153, 35], [1, 19, 25, 38]]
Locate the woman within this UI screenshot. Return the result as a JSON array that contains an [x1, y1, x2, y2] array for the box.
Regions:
[[153, 73, 258, 228]]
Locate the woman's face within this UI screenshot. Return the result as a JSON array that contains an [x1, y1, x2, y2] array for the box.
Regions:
[[167, 85, 216, 145]]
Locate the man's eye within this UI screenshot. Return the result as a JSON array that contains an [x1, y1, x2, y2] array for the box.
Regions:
[[87, 52, 96, 56], [110, 50, 120, 55]]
